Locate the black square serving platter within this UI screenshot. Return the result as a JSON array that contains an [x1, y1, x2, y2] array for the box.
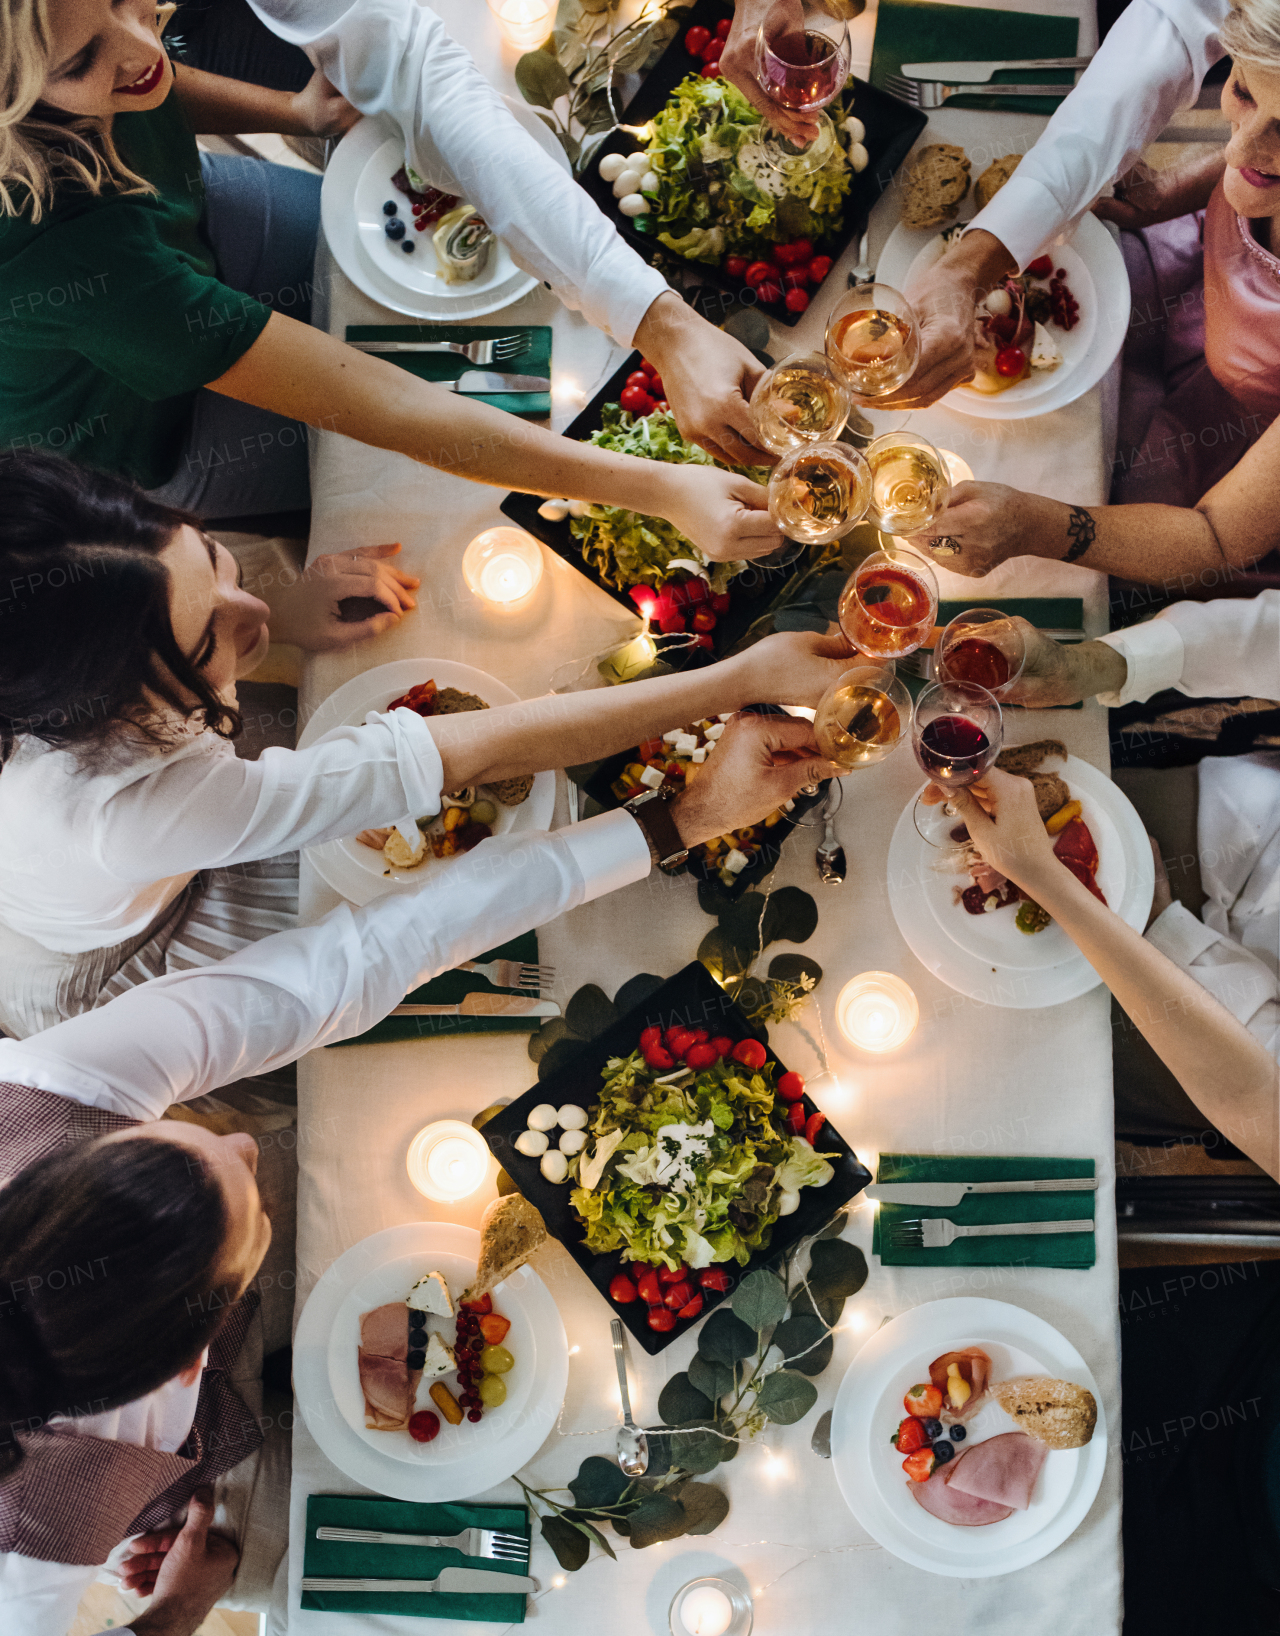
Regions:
[[480, 961, 871, 1354], [575, 0, 927, 328]]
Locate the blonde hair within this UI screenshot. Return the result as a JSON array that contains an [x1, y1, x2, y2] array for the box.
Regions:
[[0, 0, 174, 221], [1221, 0, 1280, 72]]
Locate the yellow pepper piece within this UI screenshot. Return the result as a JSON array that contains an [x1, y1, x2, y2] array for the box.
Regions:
[[625, 763, 647, 783], [1045, 799, 1082, 835], [443, 805, 467, 832], [764, 810, 783, 827]]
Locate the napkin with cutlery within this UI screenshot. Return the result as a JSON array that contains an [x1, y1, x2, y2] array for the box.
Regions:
[[345, 323, 551, 417], [872, 1152, 1096, 1268], [302, 1495, 530, 1621], [327, 932, 547, 1045], [870, 0, 1079, 115]]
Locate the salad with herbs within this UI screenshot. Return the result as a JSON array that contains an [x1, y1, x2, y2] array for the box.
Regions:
[[570, 1026, 835, 1276]]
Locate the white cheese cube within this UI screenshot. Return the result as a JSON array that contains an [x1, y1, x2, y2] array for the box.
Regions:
[[673, 733, 699, 754], [717, 712, 734, 722], [662, 729, 683, 743], [639, 765, 667, 789], [705, 722, 725, 740], [691, 747, 707, 763], [724, 848, 749, 874], [412, 1334, 456, 1404]]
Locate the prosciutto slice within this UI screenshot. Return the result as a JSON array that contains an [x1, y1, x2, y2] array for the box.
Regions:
[[358, 1302, 419, 1430], [929, 1346, 992, 1422], [1053, 818, 1107, 905], [944, 1431, 1047, 1512], [908, 1463, 1013, 1526]]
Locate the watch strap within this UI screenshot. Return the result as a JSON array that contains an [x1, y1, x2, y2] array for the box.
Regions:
[[625, 788, 689, 874]]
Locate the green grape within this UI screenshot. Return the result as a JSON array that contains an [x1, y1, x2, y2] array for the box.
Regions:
[[478, 1373, 507, 1407], [481, 1344, 514, 1374]]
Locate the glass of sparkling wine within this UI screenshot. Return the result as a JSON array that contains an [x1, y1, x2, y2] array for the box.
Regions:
[[825, 283, 922, 402], [749, 351, 850, 455], [753, 1, 851, 176], [910, 680, 1003, 847], [935, 607, 1027, 697], [864, 431, 951, 535], [837, 543, 938, 658], [814, 662, 913, 769], [767, 441, 871, 556]]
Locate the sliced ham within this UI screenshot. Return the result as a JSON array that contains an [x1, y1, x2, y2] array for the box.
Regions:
[[359, 1350, 412, 1429], [908, 1462, 1013, 1526], [360, 1302, 408, 1359], [929, 1346, 991, 1422], [944, 1431, 1047, 1512]]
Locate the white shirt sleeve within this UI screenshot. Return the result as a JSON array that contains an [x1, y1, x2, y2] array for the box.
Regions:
[[0, 810, 651, 1121], [1095, 589, 1280, 706], [0, 1554, 100, 1636], [968, 0, 1229, 268], [246, 0, 668, 345], [92, 709, 444, 882], [1146, 901, 1280, 1060]]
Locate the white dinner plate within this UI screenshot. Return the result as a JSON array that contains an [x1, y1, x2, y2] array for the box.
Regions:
[[886, 754, 1153, 1008], [830, 1297, 1107, 1577], [294, 1223, 568, 1503], [876, 212, 1129, 419], [296, 657, 556, 908], [321, 103, 570, 320], [328, 1242, 537, 1466]]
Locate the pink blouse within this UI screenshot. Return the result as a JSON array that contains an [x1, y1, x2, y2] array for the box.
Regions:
[[1203, 182, 1280, 423]]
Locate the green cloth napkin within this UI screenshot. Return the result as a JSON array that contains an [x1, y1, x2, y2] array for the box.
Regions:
[[345, 323, 551, 418], [301, 1494, 530, 1621], [898, 595, 1086, 709], [327, 932, 544, 1045], [870, 0, 1078, 116], [872, 1152, 1096, 1268]]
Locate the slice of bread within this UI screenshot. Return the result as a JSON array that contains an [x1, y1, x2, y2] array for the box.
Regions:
[[975, 154, 1021, 211], [1030, 771, 1070, 821], [989, 1376, 1097, 1448], [488, 773, 534, 806], [901, 143, 971, 231], [434, 687, 488, 715], [464, 1194, 548, 1302], [996, 739, 1067, 778]]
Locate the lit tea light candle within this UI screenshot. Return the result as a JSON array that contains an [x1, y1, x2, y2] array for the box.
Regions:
[[462, 527, 544, 607], [836, 972, 919, 1053], [406, 1120, 490, 1203], [938, 448, 974, 487], [676, 1584, 734, 1636], [485, 0, 554, 50]]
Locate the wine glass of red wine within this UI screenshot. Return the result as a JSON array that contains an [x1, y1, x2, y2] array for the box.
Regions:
[[910, 680, 1003, 849], [753, 0, 851, 177], [934, 608, 1027, 697]]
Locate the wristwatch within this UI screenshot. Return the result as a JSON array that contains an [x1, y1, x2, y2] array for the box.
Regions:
[[624, 787, 690, 874]]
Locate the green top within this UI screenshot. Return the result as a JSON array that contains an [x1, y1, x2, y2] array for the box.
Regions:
[[0, 92, 272, 489]]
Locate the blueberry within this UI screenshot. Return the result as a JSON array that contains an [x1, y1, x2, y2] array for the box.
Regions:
[[931, 1438, 955, 1465], [401, 240, 415, 253], [949, 1424, 967, 1442], [385, 217, 405, 240], [406, 1348, 425, 1371], [921, 1417, 942, 1441], [383, 200, 398, 216], [408, 1325, 428, 1347]]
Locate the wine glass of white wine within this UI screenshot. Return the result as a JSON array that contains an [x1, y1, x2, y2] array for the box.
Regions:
[[815, 662, 913, 769], [864, 431, 951, 536], [767, 440, 871, 556], [825, 283, 922, 403], [749, 351, 850, 455]]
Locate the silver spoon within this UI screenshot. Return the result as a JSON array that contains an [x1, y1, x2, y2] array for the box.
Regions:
[[816, 782, 846, 885], [610, 1318, 649, 1476]]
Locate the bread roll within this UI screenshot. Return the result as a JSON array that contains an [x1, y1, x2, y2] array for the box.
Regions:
[[974, 154, 1021, 210], [989, 1376, 1098, 1449]]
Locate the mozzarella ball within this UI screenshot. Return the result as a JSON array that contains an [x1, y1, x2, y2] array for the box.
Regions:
[[540, 1149, 570, 1184], [776, 1188, 801, 1217], [618, 193, 649, 218], [527, 1103, 559, 1132], [559, 1128, 587, 1155], [567, 498, 591, 519], [848, 142, 869, 173], [558, 1104, 588, 1130], [514, 1129, 549, 1158], [613, 168, 645, 199], [598, 152, 628, 182], [639, 171, 659, 194], [538, 498, 570, 521], [843, 116, 865, 143], [984, 288, 1013, 316]]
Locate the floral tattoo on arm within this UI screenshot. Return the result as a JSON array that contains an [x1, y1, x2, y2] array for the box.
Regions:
[[1062, 506, 1097, 564]]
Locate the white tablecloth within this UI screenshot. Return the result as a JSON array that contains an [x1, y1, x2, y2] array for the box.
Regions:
[[283, 3, 1123, 1631]]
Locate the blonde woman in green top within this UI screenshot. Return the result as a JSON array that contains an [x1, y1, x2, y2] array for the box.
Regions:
[[0, 0, 788, 560]]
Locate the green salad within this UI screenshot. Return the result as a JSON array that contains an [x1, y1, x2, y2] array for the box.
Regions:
[[570, 1047, 835, 1271], [643, 74, 853, 264], [570, 405, 766, 591]]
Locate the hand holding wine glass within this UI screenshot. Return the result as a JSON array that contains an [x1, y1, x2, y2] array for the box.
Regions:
[[750, 0, 851, 175], [910, 679, 1003, 847], [813, 663, 913, 769], [750, 351, 850, 455], [826, 284, 922, 403], [935, 607, 1027, 696]]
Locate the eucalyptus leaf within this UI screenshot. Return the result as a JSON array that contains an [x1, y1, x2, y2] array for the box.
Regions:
[[666, 1422, 725, 1474], [562, 1510, 617, 1559], [723, 307, 770, 351], [528, 1015, 577, 1063], [697, 925, 752, 984], [537, 1035, 586, 1081], [770, 1313, 832, 1377], [756, 1368, 819, 1425], [626, 1493, 688, 1549], [541, 1512, 590, 1571], [658, 1372, 713, 1428], [715, 1412, 740, 1461], [816, 1208, 851, 1241], [790, 1286, 845, 1330], [768, 952, 823, 989], [687, 1352, 734, 1403], [578, 95, 618, 137], [568, 1454, 631, 1510], [773, 608, 830, 633], [610, 23, 660, 76], [732, 975, 772, 1017], [717, 890, 768, 948], [697, 1307, 758, 1367], [564, 983, 619, 1040], [642, 1428, 676, 1477], [514, 49, 571, 107], [613, 972, 665, 1013], [678, 1481, 730, 1536], [697, 877, 738, 919], [807, 1239, 869, 1303], [731, 1268, 787, 1333], [761, 886, 819, 947]]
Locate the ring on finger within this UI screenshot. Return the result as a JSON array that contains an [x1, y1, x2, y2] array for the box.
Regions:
[[925, 535, 962, 557]]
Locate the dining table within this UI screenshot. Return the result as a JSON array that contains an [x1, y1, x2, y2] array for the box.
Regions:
[[282, 0, 1125, 1629]]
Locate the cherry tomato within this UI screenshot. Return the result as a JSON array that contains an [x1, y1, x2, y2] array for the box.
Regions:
[[640, 359, 658, 378], [609, 1273, 638, 1304], [756, 281, 783, 304], [625, 370, 651, 391], [731, 1037, 767, 1070], [658, 610, 686, 635], [700, 36, 723, 61], [782, 266, 809, 290], [784, 288, 810, 314], [724, 255, 748, 280], [787, 1101, 807, 1134], [700, 62, 721, 77], [715, 16, 732, 36], [902, 1447, 937, 1483], [775, 238, 813, 266], [744, 260, 774, 287], [637, 1269, 663, 1306], [683, 577, 708, 604], [630, 1261, 654, 1279], [643, 1042, 675, 1069], [807, 254, 832, 283], [637, 738, 664, 761], [408, 1410, 440, 1442], [698, 1267, 732, 1292], [648, 1305, 678, 1332], [639, 1024, 663, 1054], [664, 1279, 695, 1310], [691, 608, 717, 635], [689, 1027, 709, 1042], [460, 1293, 492, 1315], [704, 50, 722, 72], [710, 591, 732, 614], [479, 1313, 511, 1345], [1025, 254, 1053, 278], [647, 373, 664, 398], [904, 1382, 944, 1418], [666, 1024, 697, 1054], [685, 24, 711, 53], [803, 1110, 827, 1145], [658, 1260, 690, 1284], [620, 384, 656, 414], [629, 585, 658, 618], [994, 346, 1026, 379], [677, 1293, 705, 1321], [776, 1070, 806, 1102], [683, 1039, 717, 1069], [692, 633, 714, 651], [653, 399, 670, 413]]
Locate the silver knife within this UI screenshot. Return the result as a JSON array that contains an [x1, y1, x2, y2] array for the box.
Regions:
[[445, 371, 551, 394], [868, 1179, 1098, 1207], [302, 1567, 536, 1595], [392, 994, 560, 1018], [900, 56, 1091, 82]]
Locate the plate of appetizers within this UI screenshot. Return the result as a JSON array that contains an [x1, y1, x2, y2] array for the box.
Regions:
[[886, 743, 1154, 1008], [296, 658, 556, 908], [830, 1297, 1107, 1576], [876, 209, 1129, 420], [294, 1217, 568, 1502], [321, 105, 569, 320]]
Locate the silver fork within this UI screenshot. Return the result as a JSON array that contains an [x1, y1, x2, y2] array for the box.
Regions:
[[849, 228, 874, 286], [315, 1525, 529, 1564], [886, 1216, 1092, 1251], [883, 75, 1073, 109], [346, 334, 532, 364], [456, 957, 555, 992], [898, 648, 934, 683]]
